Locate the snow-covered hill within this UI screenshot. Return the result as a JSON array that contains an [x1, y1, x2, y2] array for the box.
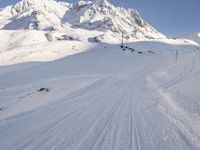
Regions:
[[0, 0, 171, 66], [0, 41, 200, 150], [181, 32, 200, 45], [0, 0, 165, 40], [2, 0, 198, 66]]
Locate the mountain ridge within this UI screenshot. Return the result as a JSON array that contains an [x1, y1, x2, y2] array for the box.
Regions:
[[0, 0, 166, 40]]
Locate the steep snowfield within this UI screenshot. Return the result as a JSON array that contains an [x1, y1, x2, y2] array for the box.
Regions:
[[0, 41, 200, 150]]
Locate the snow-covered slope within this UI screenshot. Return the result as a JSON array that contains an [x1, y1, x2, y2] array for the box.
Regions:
[[0, 28, 197, 66], [181, 32, 200, 45], [0, 0, 165, 40], [0, 0, 170, 66], [0, 42, 200, 150], [0, 29, 95, 65]]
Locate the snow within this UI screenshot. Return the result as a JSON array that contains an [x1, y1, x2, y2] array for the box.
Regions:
[[62, 0, 165, 39], [0, 0, 69, 30], [0, 0, 200, 149], [0, 0, 165, 40], [180, 32, 200, 45], [0, 41, 200, 149], [0, 75, 99, 119], [0, 0, 169, 65], [0, 30, 95, 65]]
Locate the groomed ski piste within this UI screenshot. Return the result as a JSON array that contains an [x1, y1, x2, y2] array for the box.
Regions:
[[0, 0, 200, 150], [0, 39, 200, 150]]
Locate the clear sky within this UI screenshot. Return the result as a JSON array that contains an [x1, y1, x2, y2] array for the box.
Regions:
[[0, 0, 200, 37]]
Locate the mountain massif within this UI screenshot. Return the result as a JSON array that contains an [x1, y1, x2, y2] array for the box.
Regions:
[[0, 0, 165, 42]]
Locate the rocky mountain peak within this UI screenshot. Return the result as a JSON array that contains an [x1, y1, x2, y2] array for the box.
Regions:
[[0, 0, 166, 40]]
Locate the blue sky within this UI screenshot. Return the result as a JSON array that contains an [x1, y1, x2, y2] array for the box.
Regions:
[[0, 0, 200, 37]]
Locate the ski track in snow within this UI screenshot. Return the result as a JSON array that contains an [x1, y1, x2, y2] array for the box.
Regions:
[[0, 46, 200, 150]]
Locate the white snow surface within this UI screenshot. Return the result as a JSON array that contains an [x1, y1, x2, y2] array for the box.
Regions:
[[0, 29, 197, 66], [0, 40, 200, 149], [181, 32, 200, 45]]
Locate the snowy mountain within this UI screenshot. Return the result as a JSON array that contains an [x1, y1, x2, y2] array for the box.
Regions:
[[0, 0, 68, 30], [0, 0, 165, 40], [0, 0, 198, 65], [62, 0, 165, 39]]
